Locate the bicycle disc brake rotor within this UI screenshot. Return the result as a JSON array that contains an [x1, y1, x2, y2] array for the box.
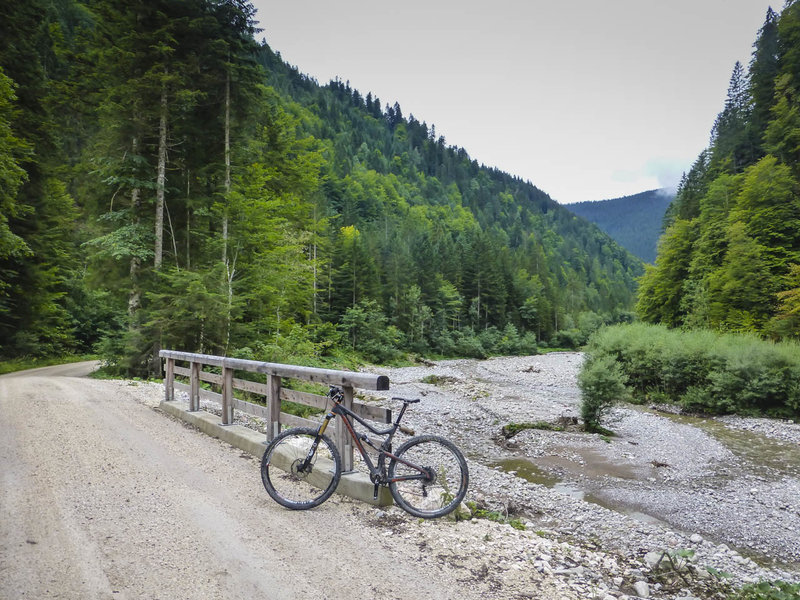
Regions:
[[420, 466, 437, 497], [290, 458, 312, 478]]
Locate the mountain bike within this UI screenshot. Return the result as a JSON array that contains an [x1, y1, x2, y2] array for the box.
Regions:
[[260, 385, 469, 519]]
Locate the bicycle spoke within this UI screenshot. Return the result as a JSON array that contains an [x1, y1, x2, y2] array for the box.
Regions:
[[261, 428, 342, 510], [389, 435, 468, 518]]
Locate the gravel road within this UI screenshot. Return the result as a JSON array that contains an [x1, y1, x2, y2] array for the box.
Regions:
[[3, 357, 799, 600], [2, 362, 563, 600]]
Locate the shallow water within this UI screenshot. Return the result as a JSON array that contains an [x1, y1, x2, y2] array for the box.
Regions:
[[652, 410, 800, 479], [493, 407, 800, 565], [492, 456, 671, 528]]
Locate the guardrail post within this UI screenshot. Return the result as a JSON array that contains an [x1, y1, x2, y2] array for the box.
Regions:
[[190, 361, 201, 411], [267, 374, 282, 442], [221, 366, 234, 425], [164, 357, 174, 402], [338, 386, 355, 472]]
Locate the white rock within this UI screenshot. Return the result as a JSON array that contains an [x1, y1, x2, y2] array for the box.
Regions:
[[633, 581, 650, 598], [690, 533, 703, 544], [644, 551, 662, 569], [696, 567, 712, 580]]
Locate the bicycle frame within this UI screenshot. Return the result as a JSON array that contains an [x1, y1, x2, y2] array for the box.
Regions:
[[313, 390, 433, 493]]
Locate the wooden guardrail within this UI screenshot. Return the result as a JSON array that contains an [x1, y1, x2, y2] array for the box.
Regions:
[[159, 350, 390, 471]]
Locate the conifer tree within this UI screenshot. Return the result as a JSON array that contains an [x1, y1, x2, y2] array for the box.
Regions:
[[710, 62, 754, 173], [0, 70, 30, 263], [749, 7, 780, 154]]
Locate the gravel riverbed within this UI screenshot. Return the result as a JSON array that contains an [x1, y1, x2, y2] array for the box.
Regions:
[[183, 352, 800, 599]]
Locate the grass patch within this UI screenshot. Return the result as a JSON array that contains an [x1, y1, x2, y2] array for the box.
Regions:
[[501, 421, 564, 438], [0, 354, 97, 376], [466, 501, 527, 530], [586, 424, 616, 437], [726, 581, 800, 599], [420, 374, 458, 385]]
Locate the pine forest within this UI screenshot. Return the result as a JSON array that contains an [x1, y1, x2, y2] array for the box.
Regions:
[[638, 4, 800, 339], [0, 0, 643, 374], [567, 189, 674, 264], [4, 1, 800, 378]]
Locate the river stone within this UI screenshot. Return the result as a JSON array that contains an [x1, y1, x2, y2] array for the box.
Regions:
[[690, 533, 703, 544], [446, 501, 472, 522], [633, 581, 650, 598], [644, 551, 662, 569]]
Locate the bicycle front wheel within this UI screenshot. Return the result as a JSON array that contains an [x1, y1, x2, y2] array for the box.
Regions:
[[388, 435, 469, 518], [261, 427, 342, 510]]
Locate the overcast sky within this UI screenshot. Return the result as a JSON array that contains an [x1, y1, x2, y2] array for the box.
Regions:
[[250, 1, 776, 204]]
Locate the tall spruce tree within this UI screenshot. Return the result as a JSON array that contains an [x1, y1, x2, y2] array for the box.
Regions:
[[641, 3, 800, 339]]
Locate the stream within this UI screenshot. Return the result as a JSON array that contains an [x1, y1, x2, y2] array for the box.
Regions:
[[374, 352, 800, 574], [493, 404, 800, 566]]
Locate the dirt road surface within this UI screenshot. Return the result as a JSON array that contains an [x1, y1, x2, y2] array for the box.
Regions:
[[6, 358, 798, 600], [1, 363, 559, 600]]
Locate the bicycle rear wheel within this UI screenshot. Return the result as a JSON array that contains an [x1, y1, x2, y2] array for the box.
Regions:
[[261, 427, 342, 510], [388, 434, 469, 518]]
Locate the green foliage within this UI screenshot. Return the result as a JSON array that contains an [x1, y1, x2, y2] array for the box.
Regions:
[[465, 501, 526, 530], [636, 219, 697, 327], [707, 221, 775, 332], [583, 323, 800, 418], [0, 0, 642, 371], [727, 581, 800, 600], [578, 353, 630, 432], [339, 300, 403, 364], [501, 421, 564, 438], [0, 68, 31, 262], [642, 6, 800, 340], [420, 374, 456, 385], [770, 263, 800, 337]]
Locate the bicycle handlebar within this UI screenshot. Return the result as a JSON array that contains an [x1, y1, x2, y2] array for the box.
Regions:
[[392, 397, 420, 404]]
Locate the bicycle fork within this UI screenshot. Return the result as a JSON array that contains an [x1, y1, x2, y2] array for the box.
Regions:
[[299, 412, 334, 472]]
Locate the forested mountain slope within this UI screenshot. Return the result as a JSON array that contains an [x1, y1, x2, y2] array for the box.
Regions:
[[0, 0, 642, 373], [567, 189, 674, 263], [638, 4, 800, 339]]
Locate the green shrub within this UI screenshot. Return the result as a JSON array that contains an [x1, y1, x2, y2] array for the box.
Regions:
[[578, 353, 630, 432], [465, 501, 526, 530], [727, 580, 800, 600], [552, 328, 583, 349], [583, 324, 800, 418], [453, 331, 488, 359]]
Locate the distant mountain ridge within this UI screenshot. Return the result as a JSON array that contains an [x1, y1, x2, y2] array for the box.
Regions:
[[567, 190, 674, 263]]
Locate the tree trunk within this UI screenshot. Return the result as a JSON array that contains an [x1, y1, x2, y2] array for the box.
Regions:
[[312, 241, 317, 317], [154, 79, 167, 269], [128, 135, 141, 318], [185, 171, 191, 270], [223, 66, 232, 352], [225, 252, 235, 354], [312, 202, 317, 317], [222, 66, 231, 265], [151, 81, 168, 376]]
